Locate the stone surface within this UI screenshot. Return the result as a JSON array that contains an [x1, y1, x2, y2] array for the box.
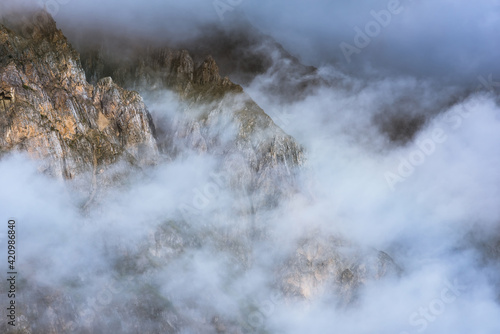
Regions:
[[0, 11, 158, 181]]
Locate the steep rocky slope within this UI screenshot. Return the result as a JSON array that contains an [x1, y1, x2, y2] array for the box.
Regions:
[[0, 10, 305, 212], [0, 12, 158, 181], [79, 41, 306, 211]]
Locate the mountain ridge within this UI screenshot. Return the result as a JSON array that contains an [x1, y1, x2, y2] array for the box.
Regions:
[[0, 10, 402, 334]]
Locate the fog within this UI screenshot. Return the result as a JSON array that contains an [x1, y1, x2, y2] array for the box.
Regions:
[[3, 0, 500, 83], [1, 0, 500, 333], [241, 57, 500, 331]]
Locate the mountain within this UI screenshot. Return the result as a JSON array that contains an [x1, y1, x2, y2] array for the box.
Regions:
[[75, 26, 308, 212], [0, 12, 158, 182], [0, 11, 401, 334], [0, 10, 306, 211], [76, 21, 327, 104]]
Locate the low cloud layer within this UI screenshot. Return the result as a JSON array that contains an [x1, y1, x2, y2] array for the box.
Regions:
[[1, 64, 500, 332]]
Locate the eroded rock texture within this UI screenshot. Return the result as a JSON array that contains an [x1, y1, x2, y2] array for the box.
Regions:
[[0, 12, 158, 180]]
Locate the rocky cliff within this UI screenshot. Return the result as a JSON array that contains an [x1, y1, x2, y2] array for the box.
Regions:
[[0, 10, 305, 210], [0, 12, 158, 182], [79, 40, 306, 211]]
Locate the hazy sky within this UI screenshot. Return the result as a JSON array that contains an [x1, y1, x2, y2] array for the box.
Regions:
[[2, 0, 499, 82], [11, 0, 492, 83]]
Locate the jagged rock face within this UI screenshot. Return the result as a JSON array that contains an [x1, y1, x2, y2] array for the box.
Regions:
[[80, 42, 305, 210], [82, 46, 241, 100], [78, 24, 326, 104], [0, 13, 158, 179], [176, 23, 327, 103], [278, 234, 401, 305], [162, 92, 305, 215]]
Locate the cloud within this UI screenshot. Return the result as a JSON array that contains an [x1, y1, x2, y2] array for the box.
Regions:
[[240, 59, 500, 331], [4, 0, 499, 84], [4, 67, 499, 332], [240, 0, 500, 83]]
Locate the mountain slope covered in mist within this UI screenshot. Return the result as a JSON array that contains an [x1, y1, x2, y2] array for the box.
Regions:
[[2, 4, 500, 334], [78, 34, 309, 211], [0, 10, 404, 334]]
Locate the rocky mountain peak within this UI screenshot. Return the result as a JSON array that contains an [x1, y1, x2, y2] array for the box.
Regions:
[[1, 9, 60, 42], [173, 49, 195, 82], [0, 13, 158, 181], [81, 43, 241, 101], [194, 55, 221, 85], [27, 10, 59, 40], [0, 10, 411, 334]]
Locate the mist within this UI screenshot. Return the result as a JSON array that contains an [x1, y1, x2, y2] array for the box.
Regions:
[[1, 0, 500, 333], [3, 0, 500, 84], [240, 53, 500, 331], [2, 71, 500, 332]]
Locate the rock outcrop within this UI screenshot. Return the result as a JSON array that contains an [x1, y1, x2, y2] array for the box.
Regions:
[[278, 234, 401, 305], [82, 46, 241, 100], [80, 40, 305, 211], [0, 11, 158, 180]]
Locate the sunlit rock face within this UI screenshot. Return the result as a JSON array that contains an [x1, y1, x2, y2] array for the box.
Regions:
[[0, 12, 158, 180], [1, 10, 306, 207]]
